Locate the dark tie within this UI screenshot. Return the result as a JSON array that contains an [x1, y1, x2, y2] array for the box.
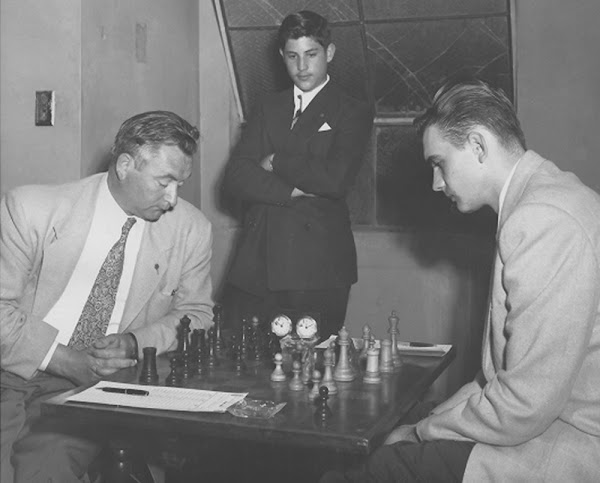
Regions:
[[290, 94, 303, 129], [69, 217, 137, 350]]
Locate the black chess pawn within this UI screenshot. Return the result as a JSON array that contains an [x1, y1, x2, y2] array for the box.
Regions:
[[139, 347, 159, 385], [206, 327, 218, 369], [213, 304, 224, 355], [180, 353, 191, 386], [165, 355, 181, 387], [195, 329, 206, 375], [314, 386, 332, 427]]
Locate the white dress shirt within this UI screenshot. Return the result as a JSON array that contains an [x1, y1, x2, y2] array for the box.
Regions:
[[40, 174, 145, 369]]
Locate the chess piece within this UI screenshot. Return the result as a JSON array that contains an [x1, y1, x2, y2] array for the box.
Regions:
[[270, 353, 287, 382], [333, 326, 355, 382], [206, 327, 218, 369], [321, 347, 338, 395], [363, 346, 382, 384], [180, 354, 191, 386], [240, 322, 249, 359], [288, 360, 304, 391], [195, 329, 206, 374], [139, 347, 159, 385], [314, 386, 332, 427], [166, 355, 180, 387], [252, 316, 263, 362], [388, 311, 401, 368], [301, 348, 314, 385], [360, 324, 371, 361], [177, 315, 192, 356], [213, 304, 224, 355], [309, 369, 323, 401], [190, 329, 199, 359], [379, 339, 395, 373]]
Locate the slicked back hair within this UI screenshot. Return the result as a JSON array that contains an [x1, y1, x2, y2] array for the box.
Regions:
[[278, 10, 331, 50], [414, 79, 526, 152], [111, 111, 200, 164]]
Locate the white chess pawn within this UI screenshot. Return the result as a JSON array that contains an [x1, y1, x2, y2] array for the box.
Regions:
[[270, 353, 287, 382], [288, 360, 304, 391], [309, 369, 323, 401], [321, 347, 338, 395]]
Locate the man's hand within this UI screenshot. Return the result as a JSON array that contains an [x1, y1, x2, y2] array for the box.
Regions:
[[45, 339, 137, 387], [384, 424, 420, 445], [259, 153, 274, 172], [89, 333, 137, 360]]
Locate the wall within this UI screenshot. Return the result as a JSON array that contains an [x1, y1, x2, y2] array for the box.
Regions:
[[0, 0, 82, 195], [1, 0, 200, 204], [515, 0, 600, 191]]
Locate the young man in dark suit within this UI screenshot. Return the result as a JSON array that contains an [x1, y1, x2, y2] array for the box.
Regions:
[[223, 10, 374, 337]]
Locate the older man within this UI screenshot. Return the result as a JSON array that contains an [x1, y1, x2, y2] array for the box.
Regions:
[[1, 111, 214, 482]]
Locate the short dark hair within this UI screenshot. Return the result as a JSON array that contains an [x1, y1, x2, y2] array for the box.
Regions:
[[277, 10, 331, 50], [414, 79, 526, 152], [111, 111, 200, 161]]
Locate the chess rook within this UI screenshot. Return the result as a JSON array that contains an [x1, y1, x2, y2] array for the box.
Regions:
[[379, 339, 395, 373], [363, 346, 382, 384], [139, 346, 159, 385]]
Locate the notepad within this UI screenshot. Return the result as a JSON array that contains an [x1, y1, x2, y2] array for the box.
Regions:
[[66, 381, 247, 412]]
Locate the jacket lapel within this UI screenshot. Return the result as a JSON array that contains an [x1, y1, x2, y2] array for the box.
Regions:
[[290, 82, 338, 139], [32, 176, 102, 318], [119, 216, 175, 331]]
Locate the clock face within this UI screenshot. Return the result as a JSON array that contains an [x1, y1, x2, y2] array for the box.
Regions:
[[296, 316, 318, 339], [271, 314, 292, 337]]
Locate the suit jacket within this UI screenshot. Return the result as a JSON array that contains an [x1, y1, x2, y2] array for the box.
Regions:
[[416, 151, 600, 482], [0, 173, 214, 380], [223, 81, 374, 294]]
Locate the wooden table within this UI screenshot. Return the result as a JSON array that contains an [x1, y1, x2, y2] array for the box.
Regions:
[[42, 346, 455, 481]]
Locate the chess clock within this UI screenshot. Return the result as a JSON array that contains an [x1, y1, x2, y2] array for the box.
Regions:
[[271, 314, 293, 337], [296, 315, 318, 339]]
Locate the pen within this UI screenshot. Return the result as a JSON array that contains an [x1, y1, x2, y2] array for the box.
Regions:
[[98, 387, 149, 396]]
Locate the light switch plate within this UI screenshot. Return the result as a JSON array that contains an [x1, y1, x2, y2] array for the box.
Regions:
[[35, 90, 55, 126]]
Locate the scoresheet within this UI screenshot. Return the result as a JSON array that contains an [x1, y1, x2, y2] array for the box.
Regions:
[[66, 381, 247, 412]]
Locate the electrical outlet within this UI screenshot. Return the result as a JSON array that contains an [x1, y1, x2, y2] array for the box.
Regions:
[[35, 90, 55, 126]]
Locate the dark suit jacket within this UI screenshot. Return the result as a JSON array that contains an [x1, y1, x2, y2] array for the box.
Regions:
[[224, 81, 374, 295]]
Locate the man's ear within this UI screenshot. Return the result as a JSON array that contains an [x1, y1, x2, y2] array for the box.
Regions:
[[115, 153, 134, 180], [467, 131, 487, 163], [326, 43, 336, 63]]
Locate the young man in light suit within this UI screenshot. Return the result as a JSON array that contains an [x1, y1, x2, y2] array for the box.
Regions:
[[0, 111, 214, 482], [223, 10, 374, 337], [323, 80, 600, 482]]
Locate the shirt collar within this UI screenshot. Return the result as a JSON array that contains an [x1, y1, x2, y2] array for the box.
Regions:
[[498, 156, 523, 227], [293, 75, 330, 112]]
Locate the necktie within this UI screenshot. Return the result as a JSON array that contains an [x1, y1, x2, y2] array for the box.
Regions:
[[290, 94, 303, 129], [69, 217, 137, 350]]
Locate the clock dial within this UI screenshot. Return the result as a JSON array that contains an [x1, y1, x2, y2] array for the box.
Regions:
[[296, 316, 318, 339], [271, 314, 292, 337]]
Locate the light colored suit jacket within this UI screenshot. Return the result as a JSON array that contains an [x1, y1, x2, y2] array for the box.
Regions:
[[416, 151, 600, 481], [0, 173, 214, 380]]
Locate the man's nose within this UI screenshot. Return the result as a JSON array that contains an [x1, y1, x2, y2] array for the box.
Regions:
[[164, 184, 178, 208], [297, 56, 307, 71], [432, 168, 445, 192]]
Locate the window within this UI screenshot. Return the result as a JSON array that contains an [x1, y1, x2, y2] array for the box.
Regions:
[[215, 0, 512, 233]]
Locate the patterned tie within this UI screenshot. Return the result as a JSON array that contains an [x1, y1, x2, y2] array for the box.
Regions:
[[69, 217, 137, 350], [290, 94, 303, 129]]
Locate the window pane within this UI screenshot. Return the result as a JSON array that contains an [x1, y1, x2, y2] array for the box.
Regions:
[[363, 0, 508, 20], [367, 17, 512, 114], [221, 0, 359, 28]]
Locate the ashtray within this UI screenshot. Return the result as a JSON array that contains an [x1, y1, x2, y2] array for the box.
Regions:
[[227, 398, 286, 419]]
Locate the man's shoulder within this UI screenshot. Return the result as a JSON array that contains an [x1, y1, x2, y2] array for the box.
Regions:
[[3, 174, 103, 209], [161, 198, 211, 231]]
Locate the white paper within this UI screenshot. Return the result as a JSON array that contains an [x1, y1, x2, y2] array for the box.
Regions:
[[66, 381, 247, 412]]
